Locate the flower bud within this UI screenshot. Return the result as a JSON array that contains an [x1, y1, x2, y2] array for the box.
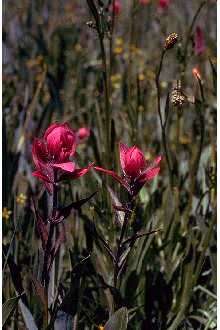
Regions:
[[76, 127, 91, 143], [192, 67, 202, 81]]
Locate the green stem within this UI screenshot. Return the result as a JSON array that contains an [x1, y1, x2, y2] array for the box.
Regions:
[[156, 50, 173, 186], [99, 36, 111, 167], [181, 1, 207, 76]]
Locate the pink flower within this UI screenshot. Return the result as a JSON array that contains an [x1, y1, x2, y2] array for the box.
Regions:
[[76, 127, 91, 144], [95, 143, 161, 197], [158, 0, 170, 9], [32, 123, 92, 192], [194, 26, 205, 55], [110, 0, 122, 15]]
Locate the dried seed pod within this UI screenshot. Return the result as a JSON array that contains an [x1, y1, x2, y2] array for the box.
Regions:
[[170, 80, 186, 107], [164, 33, 178, 50]]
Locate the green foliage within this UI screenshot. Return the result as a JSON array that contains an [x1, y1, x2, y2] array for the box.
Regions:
[[3, 0, 216, 329]]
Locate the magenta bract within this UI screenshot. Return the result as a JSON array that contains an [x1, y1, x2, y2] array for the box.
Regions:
[[32, 123, 92, 192], [95, 142, 161, 197]]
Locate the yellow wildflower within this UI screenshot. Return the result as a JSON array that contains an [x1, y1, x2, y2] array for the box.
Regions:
[[115, 37, 124, 46], [138, 73, 145, 81], [114, 47, 123, 55], [114, 37, 124, 55], [111, 73, 122, 89], [16, 193, 27, 206], [2, 207, 12, 221]]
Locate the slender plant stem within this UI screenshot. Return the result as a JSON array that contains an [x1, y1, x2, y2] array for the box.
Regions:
[[109, 0, 116, 80], [42, 174, 58, 328], [181, 1, 207, 75], [99, 36, 111, 166], [156, 49, 173, 185], [113, 200, 133, 290]]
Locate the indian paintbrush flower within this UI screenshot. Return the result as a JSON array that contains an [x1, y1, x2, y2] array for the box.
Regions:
[[32, 123, 92, 193], [95, 143, 161, 197]]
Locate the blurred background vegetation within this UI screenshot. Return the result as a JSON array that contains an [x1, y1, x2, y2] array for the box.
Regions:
[[3, 0, 216, 329]]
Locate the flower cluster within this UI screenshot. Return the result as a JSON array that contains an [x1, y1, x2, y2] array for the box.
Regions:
[[32, 123, 161, 298], [32, 123, 92, 193], [32, 124, 161, 198]]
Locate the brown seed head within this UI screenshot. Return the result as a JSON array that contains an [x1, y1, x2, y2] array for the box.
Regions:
[[164, 33, 178, 50], [170, 89, 186, 107]]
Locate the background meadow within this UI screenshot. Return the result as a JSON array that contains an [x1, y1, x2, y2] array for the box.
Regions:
[[2, 0, 217, 329]]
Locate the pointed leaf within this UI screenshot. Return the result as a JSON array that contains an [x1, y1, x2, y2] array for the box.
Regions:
[[94, 166, 129, 191], [108, 186, 124, 227], [19, 300, 38, 330], [52, 162, 75, 172], [51, 192, 97, 224], [3, 294, 23, 326], [60, 163, 94, 181], [104, 307, 128, 330], [119, 142, 129, 172], [31, 275, 47, 308], [32, 198, 48, 250]]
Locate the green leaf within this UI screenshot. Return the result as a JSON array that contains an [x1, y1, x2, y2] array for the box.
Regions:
[[19, 300, 38, 330], [104, 307, 128, 330], [3, 294, 23, 326]]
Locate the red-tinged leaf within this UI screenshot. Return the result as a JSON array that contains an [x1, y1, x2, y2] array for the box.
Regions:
[[32, 198, 49, 250], [32, 170, 54, 194], [153, 156, 162, 166], [52, 161, 75, 172], [94, 166, 129, 191], [31, 275, 47, 308], [60, 163, 94, 181], [119, 142, 129, 172], [143, 167, 160, 181], [146, 155, 162, 169], [32, 170, 51, 183], [51, 192, 97, 224], [32, 138, 48, 169]]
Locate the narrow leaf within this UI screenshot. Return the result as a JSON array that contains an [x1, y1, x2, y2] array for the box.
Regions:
[[19, 300, 38, 330], [3, 294, 23, 326], [51, 192, 97, 224], [104, 307, 128, 330]]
